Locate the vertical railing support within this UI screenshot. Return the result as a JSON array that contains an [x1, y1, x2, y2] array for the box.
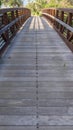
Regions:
[[67, 13, 72, 39], [42, 8, 73, 51], [0, 8, 31, 56]]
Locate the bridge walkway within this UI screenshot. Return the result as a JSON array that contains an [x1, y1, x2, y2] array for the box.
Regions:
[[0, 16, 73, 129]]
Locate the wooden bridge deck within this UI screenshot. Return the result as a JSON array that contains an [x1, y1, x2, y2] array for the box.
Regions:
[[0, 16, 73, 129]]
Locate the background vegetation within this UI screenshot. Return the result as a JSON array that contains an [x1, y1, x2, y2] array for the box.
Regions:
[[26, 0, 73, 15], [0, 0, 23, 7]]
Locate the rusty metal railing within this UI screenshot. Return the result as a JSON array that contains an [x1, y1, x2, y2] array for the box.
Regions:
[[42, 8, 73, 52], [0, 8, 31, 56]]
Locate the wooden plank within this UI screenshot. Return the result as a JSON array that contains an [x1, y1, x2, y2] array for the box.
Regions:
[[0, 126, 36, 130]]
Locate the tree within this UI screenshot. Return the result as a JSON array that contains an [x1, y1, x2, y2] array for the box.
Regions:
[[1, 0, 9, 7], [0, 0, 1, 7], [26, 0, 73, 15], [9, 0, 23, 7], [26, 0, 47, 15], [1, 0, 23, 7], [58, 0, 73, 7], [45, 0, 73, 7]]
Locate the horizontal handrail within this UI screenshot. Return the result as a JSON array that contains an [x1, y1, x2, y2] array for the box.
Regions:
[[0, 8, 31, 56], [0, 8, 30, 13], [42, 8, 73, 13], [43, 13, 73, 32], [0, 15, 26, 35], [42, 8, 73, 52]]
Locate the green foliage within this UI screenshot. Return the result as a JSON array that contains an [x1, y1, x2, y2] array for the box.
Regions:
[[45, 0, 73, 8], [9, 0, 23, 7], [58, 0, 73, 7], [1, 0, 23, 7], [26, 0, 47, 15], [26, 0, 73, 16], [47, 0, 58, 7], [0, 0, 1, 7]]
